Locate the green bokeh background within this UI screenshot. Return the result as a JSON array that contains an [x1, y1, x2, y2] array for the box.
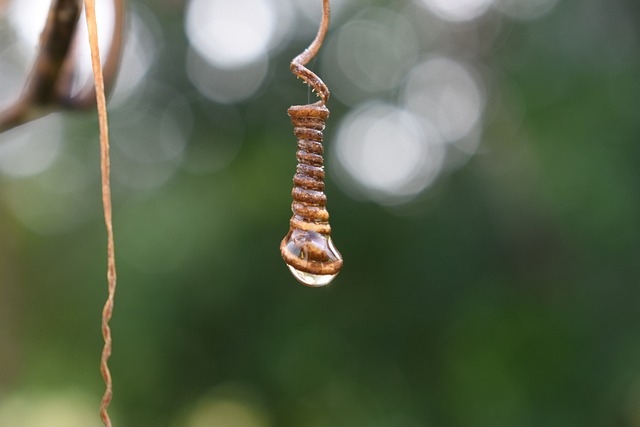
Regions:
[[1, 0, 640, 426]]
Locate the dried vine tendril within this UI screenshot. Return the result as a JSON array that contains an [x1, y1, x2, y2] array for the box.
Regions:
[[280, 0, 343, 287], [0, 0, 124, 133], [83, 1, 117, 426]]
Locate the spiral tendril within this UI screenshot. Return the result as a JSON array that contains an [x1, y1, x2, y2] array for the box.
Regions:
[[280, 0, 343, 287]]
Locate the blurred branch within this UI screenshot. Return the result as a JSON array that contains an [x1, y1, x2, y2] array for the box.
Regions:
[[0, 0, 125, 133], [0, 0, 82, 132], [59, 0, 125, 109]]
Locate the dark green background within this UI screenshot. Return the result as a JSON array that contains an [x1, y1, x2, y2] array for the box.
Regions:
[[1, 0, 639, 425]]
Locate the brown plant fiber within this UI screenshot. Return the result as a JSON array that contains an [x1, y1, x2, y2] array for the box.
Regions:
[[83, 1, 117, 425]]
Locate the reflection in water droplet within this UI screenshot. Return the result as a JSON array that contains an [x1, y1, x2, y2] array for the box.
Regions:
[[287, 265, 337, 287], [281, 229, 342, 287]]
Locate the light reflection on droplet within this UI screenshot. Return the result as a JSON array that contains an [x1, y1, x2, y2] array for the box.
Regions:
[[493, 0, 560, 20], [403, 56, 485, 144], [418, 0, 495, 22], [186, 48, 269, 104], [0, 115, 63, 178], [185, 0, 275, 69], [281, 229, 342, 286], [288, 266, 337, 287], [334, 102, 445, 205], [322, 8, 419, 105]]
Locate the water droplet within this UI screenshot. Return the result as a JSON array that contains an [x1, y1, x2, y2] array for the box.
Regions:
[[287, 265, 337, 287], [280, 228, 343, 287]]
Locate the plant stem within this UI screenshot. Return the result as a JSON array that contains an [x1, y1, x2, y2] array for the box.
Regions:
[[83, 1, 117, 426]]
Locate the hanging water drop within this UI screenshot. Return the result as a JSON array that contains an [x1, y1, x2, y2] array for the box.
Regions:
[[280, 0, 342, 286], [281, 228, 342, 287], [288, 266, 337, 287]]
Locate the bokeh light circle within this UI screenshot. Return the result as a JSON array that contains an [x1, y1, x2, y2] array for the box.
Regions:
[[418, 0, 495, 22], [321, 8, 419, 105], [0, 391, 103, 427], [186, 48, 269, 104], [73, 1, 116, 81], [493, 0, 560, 20], [107, 6, 161, 106], [403, 56, 485, 143], [7, 0, 49, 54], [0, 115, 63, 178], [0, 59, 27, 111], [176, 383, 270, 427], [3, 152, 95, 235], [110, 84, 193, 191], [185, 0, 275, 69], [334, 102, 445, 205]]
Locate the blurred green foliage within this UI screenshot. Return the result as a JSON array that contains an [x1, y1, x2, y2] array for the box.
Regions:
[[1, 0, 640, 426]]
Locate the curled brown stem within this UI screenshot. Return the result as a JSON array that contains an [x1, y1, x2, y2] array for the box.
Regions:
[[290, 0, 330, 104]]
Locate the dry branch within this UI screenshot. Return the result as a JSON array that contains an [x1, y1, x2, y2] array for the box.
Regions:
[[0, 0, 125, 133]]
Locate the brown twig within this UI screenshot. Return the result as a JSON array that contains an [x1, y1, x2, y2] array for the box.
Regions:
[[83, 0, 117, 426], [0, 0, 125, 132], [0, 0, 82, 132]]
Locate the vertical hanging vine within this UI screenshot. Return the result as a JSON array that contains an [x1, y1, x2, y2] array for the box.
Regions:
[[0, 0, 124, 424], [83, 1, 117, 425], [280, 0, 343, 287]]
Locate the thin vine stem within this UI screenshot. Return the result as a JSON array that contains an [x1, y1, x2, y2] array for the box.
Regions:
[[290, 0, 330, 104], [83, 1, 117, 426]]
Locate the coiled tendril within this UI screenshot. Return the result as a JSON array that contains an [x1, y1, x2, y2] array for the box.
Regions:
[[280, 0, 343, 287]]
